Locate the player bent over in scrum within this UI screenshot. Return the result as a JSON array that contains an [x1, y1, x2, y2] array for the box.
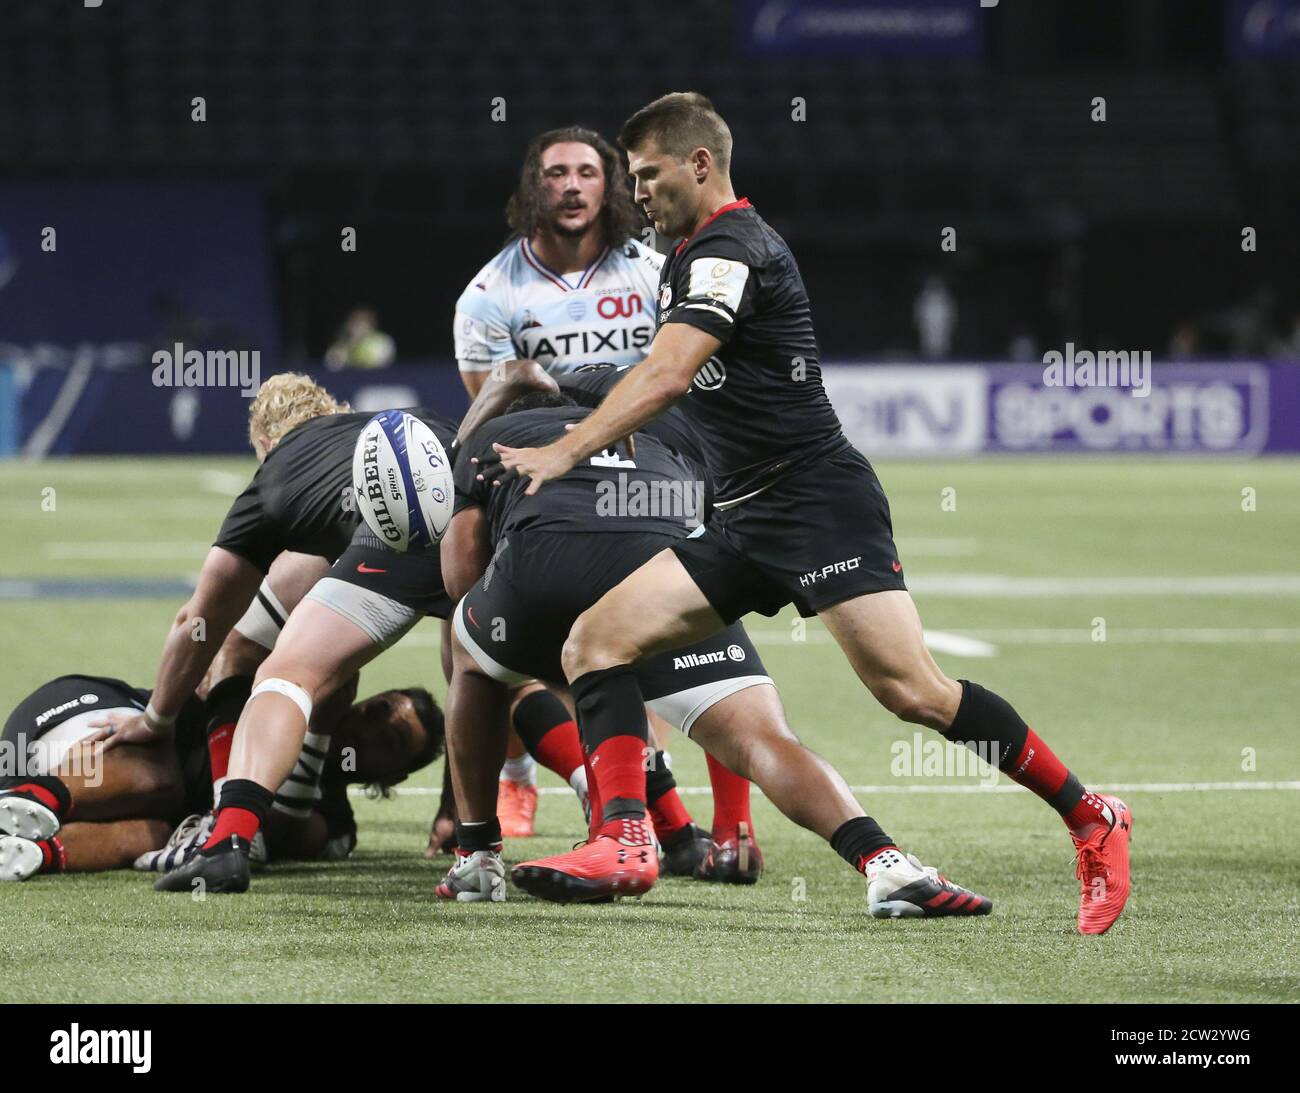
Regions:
[[0, 671, 442, 881], [492, 93, 1131, 933], [152, 474, 593, 894], [438, 395, 989, 913]]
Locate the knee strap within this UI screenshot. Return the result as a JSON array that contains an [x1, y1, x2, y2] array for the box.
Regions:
[[250, 677, 313, 725]]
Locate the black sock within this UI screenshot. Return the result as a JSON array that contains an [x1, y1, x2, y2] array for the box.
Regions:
[[831, 817, 896, 873], [942, 679, 1031, 772], [0, 774, 73, 819], [204, 675, 253, 736], [644, 750, 677, 808], [570, 665, 648, 752], [511, 689, 571, 754], [456, 818, 502, 853], [216, 777, 275, 820]]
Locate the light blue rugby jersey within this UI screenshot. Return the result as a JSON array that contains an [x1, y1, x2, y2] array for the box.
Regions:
[[453, 236, 664, 374]]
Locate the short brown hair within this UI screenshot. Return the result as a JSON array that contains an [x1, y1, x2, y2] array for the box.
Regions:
[[247, 372, 349, 450], [505, 127, 645, 243], [619, 92, 733, 174]]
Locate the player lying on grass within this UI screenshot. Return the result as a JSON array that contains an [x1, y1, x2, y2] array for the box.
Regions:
[[0, 669, 442, 881], [488, 92, 1132, 934], [435, 393, 990, 913]]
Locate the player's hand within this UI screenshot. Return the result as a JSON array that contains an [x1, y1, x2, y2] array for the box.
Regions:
[[484, 442, 577, 496], [85, 711, 168, 750]]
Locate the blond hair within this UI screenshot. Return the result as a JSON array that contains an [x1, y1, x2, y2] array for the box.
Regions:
[[247, 373, 349, 451]]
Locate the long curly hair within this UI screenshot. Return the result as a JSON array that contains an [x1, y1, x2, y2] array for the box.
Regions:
[[504, 127, 646, 245]]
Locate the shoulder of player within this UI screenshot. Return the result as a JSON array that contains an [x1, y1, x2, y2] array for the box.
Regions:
[[675, 207, 774, 268], [615, 237, 666, 272], [454, 240, 521, 311]]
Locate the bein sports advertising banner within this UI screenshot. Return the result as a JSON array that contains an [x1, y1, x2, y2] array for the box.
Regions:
[[822, 362, 1298, 456]]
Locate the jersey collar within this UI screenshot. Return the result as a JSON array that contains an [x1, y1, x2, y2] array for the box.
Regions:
[[521, 238, 610, 291], [674, 197, 751, 255]]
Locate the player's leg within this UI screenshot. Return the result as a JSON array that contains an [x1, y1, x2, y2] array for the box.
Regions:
[[1, 818, 176, 882], [688, 682, 991, 916], [559, 547, 724, 828], [154, 599, 384, 894], [820, 590, 1132, 933]]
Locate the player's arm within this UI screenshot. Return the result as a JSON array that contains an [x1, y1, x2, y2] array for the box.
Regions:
[[490, 323, 721, 495], [94, 547, 264, 748], [441, 505, 492, 602], [456, 359, 558, 444]]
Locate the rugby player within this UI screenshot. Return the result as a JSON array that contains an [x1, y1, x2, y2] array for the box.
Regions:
[[486, 93, 1132, 934], [458, 359, 764, 879], [436, 394, 988, 913], [94, 371, 587, 888], [453, 126, 703, 834], [0, 669, 442, 881]]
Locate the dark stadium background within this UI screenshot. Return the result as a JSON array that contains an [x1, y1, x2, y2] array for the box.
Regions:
[[0, 0, 1297, 451]]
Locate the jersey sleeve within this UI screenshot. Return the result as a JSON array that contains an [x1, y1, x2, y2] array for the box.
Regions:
[[213, 471, 280, 573], [451, 428, 494, 516], [661, 239, 758, 345], [453, 283, 517, 372]]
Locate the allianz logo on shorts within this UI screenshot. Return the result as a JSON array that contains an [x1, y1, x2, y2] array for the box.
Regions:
[[34, 693, 99, 728], [800, 556, 862, 587], [672, 644, 746, 670]]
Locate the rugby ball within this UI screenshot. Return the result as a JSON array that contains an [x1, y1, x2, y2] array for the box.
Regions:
[[352, 410, 454, 551]]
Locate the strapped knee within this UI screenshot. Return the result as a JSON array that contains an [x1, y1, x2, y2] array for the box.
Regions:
[[250, 677, 313, 725]]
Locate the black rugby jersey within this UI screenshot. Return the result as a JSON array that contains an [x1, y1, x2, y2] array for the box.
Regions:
[[559, 365, 712, 508], [455, 407, 704, 542], [657, 198, 848, 504], [215, 408, 459, 572]]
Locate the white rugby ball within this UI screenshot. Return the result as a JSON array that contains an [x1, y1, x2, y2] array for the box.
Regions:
[[352, 410, 454, 552]]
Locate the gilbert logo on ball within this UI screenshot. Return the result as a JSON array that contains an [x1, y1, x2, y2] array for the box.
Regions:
[[352, 411, 454, 552]]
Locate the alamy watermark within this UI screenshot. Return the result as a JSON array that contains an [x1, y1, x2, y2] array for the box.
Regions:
[[890, 732, 999, 787], [595, 472, 705, 529], [151, 342, 261, 398], [1042, 343, 1151, 398]]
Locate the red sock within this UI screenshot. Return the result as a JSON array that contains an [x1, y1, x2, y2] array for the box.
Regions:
[[582, 750, 602, 840], [207, 721, 236, 785], [705, 753, 753, 842], [204, 806, 262, 849], [37, 836, 67, 874], [648, 786, 693, 842], [1004, 728, 1071, 800], [1063, 790, 1115, 836], [588, 735, 646, 826], [3, 782, 65, 817], [533, 719, 584, 782]]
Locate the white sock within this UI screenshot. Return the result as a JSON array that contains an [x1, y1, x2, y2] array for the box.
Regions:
[[500, 753, 536, 786]]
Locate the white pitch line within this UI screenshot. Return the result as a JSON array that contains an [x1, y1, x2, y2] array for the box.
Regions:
[[199, 470, 249, 496], [959, 627, 1300, 644], [909, 574, 1300, 597], [354, 780, 1300, 798]]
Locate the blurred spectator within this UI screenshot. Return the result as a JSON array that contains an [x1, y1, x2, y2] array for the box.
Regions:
[[325, 307, 396, 370], [1168, 321, 1202, 360], [913, 276, 957, 359], [1272, 312, 1300, 359], [1008, 326, 1040, 362]]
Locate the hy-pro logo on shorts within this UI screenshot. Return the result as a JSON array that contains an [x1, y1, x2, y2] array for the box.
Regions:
[[800, 556, 862, 588]]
